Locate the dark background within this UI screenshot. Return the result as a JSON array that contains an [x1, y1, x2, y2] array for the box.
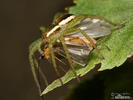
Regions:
[[0, 0, 74, 100], [1, 0, 133, 100]]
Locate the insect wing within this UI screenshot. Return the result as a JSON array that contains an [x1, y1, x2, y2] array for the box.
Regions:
[[67, 44, 92, 66], [66, 18, 111, 39], [55, 43, 93, 66]]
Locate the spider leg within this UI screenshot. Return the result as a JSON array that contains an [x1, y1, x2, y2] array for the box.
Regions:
[[43, 52, 67, 74], [81, 15, 124, 27], [29, 54, 42, 95], [54, 54, 67, 73], [82, 15, 125, 33], [59, 35, 80, 82], [49, 43, 63, 85], [33, 56, 48, 100], [56, 61, 67, 73], [33, 55, 49, 87], [76, 28, 104, 59], [54, 55, 66, 66], [29, 38, 48, 96]]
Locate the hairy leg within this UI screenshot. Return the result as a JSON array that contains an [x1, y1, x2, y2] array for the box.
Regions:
[[49, 43, 63, 85], [29, 38, 48, 96], [79, 15, 124, 27], [60, 35, 80, 82], [33, 55, 49, 87], [77, 28, 104, 59], [29, 54, 42, 94]]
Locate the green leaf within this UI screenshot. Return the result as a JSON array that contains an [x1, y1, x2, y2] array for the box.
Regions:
[[41, 0, 133, 96]]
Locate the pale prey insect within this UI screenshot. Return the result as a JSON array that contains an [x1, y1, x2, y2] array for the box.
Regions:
[[29, 13, 123, 95]]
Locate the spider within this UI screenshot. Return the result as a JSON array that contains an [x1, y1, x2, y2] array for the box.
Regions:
[[29, 13, 124, 95]]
